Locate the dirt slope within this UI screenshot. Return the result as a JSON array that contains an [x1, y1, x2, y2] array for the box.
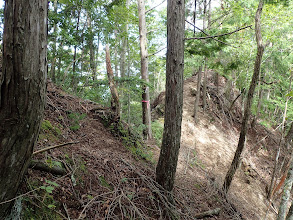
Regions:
[[23, 81, 241, 219], [152, 71, 280, 219]]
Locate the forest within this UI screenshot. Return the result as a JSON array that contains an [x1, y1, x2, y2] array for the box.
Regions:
[[1, 0, 293, 219]]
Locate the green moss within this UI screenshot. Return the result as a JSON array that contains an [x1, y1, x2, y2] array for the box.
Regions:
[[41, 120, 54, 131], [67, 112, 86, 131], [38, 120, 63, 142], [69, 124, 80, 131]]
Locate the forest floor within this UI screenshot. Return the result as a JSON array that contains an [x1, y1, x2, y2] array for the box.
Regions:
[[21, 72, 284, 219]]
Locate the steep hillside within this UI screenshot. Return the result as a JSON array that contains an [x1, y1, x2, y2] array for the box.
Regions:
[[152, 71, 282, 219], [20, 81, 241, 219]]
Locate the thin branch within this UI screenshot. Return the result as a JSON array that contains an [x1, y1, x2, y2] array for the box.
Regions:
[[185, 20, 238, 48], [145, 0, 166, 14], [261, 80, 278, 85], [185, 25, 252, 40], [194, 208, 221, 218], [148, 47, 166, 56], [33, 141, 79, 155]]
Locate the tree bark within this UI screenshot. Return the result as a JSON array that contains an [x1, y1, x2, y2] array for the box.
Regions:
[[71, 4, 82, 91], [222, 0, 264, 193], [0, 0, 47, 217], [50, 0, 58, 82], [194, 66, 202, 122], [156, 0, 185, 192], [278, 159, 293, 220], [87, 14, 96, 81], [285, 123, 293, 148], [286, 201, 293, 220], [137, 0, 152, 139], [105, 44, 120, 118]]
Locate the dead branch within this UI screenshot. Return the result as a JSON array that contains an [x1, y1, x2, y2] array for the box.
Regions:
[[145, 0, 166, 14], [33, 141, 79, 155], [149, 47, 167, 56], [29, 160, 67, 175], [185, 20, 237, 48], [185, 25, 252, 40], [194, 208, 221, 218]]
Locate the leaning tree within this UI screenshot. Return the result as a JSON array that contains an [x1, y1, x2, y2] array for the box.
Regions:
[[0, 0, 47, 217]]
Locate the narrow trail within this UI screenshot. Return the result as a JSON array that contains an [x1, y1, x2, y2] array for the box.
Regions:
[[170, 73, 278, 219], [29, 79, 281, 219]]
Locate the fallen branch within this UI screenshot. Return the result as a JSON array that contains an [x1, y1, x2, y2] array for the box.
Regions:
[[33, 141, 79, 155], [29, 160, 67, 175], [194, 208, 221, 219]]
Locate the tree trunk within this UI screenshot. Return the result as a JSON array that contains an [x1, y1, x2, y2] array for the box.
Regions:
[[105, 44, 120, 118], [194, 64, 202, 122], [222, 0, 264, 193], [203, 60, 207, 112], [202, 0, 207, 112], [286, 202, 293, 220], [88, 14, 96, 81], [0, 0, 47, 217], [156, 0, 185, 192], [137, 0, 152, 139], [268, 83, 292, 199], [285, 123, 293, 148], [278, 160, 293, 220], [50, 0, 58, 83], [251, 71, 264, 128], [71, 8, 81, 91]]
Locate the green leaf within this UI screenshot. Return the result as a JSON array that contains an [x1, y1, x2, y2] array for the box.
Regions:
[[46, 180, 59, 187], [48, 204, 56, 209], [45, 186, 54, 194], [286, 91, 293, 97]]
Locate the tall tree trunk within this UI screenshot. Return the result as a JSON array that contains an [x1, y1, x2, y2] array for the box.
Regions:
[[137, 0, 152, 139], [286, 202, 293, 219], [156, 0, 185, 192], [127, 43, 131, 124], [114, 29, 119, 77], [222, 0, 264, 193], [203, 59, 207, 112], [194, 65, 202, 122], [87, 14, 96, 81], [0, 0, 47, 217], [72, 7, 81, 91], [105, 44, 120, 118], [57, 41, 63, 79], [251, 71, 265, 128], [268, 81, 292, 199], [119, 0, 130, 116], [278, 159, 293, 220], [208, 0, 212, 29], [50, 0, 58, 82], [202, 0, 208, 112], [94, 32, 100, 81]]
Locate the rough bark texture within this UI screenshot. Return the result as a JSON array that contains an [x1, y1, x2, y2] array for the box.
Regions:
[[88, 14, 96, 81], [286, 202, 293, 220], [222, 0, 264, 193], [278, 160, 293, 220], [137, 0, 152, 139], [194, 67, 202, 122], [105, 44, 120, 118], [50, 0, 58, 82], [285, 123, 293, 147], [0, 0, 47, 217], [156, 0, 185, 192]]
